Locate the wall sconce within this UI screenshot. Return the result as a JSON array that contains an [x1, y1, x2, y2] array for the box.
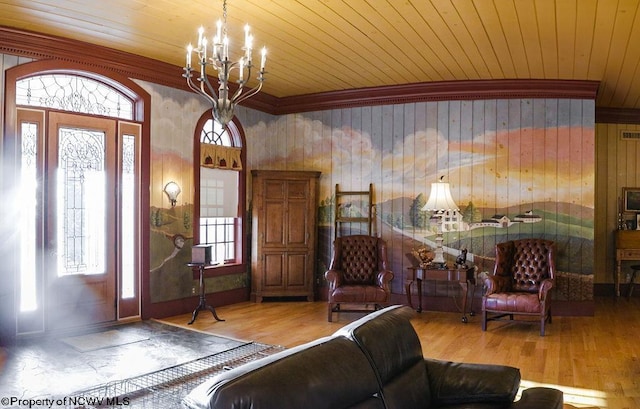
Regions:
[[164, 181, 181, 207]]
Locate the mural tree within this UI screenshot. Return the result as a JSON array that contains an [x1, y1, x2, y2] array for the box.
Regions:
[[461, 201, 482, 223], [409, 193, 428, 228]]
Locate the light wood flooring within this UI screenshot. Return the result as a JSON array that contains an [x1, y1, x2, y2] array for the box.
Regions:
[[161, 296, 640, 409]]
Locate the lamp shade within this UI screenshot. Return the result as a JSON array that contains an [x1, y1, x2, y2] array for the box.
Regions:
[[422, 181, 459, 212]]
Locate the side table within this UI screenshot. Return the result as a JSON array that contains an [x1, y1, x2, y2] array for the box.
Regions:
[[187, 263, 225, 324], [405, 266, 476, 323]]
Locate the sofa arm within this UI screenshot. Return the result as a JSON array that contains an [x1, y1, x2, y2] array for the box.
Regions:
[[425, 358, 521, 406], [511, 387, 563, 409]]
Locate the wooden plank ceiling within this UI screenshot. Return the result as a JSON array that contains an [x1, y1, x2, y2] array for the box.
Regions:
[[1, 0, 639, 109]]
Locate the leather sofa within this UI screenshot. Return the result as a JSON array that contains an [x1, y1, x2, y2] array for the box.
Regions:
[[183, 305, 563, 409]]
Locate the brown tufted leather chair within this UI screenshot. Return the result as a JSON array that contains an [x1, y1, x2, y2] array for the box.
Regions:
[[482, 239, 556, 336], [325, 235, 394, 322]]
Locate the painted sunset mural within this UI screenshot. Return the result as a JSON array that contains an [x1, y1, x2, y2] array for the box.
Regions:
[[245, 99, 595, 302]]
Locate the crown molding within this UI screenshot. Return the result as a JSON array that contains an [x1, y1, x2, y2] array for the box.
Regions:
[[595, 107, 640, 124], [272, 79, 600, 115], [2, 25, 634, 123]]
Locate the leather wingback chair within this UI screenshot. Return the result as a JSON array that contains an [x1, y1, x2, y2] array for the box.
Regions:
[[325, 235, 394, 322], [482, 238, 556, 336]]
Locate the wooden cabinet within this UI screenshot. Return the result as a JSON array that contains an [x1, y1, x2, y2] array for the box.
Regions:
[[251, 170, 320, 302]]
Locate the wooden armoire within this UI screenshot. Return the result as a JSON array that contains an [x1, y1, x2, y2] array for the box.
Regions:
[[250, 170, 320, 302]]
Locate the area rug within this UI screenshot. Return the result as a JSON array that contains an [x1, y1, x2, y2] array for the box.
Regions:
[[74, 342, 285, 408], [0, 320, 250, 400], [60, 329, 150, 352]]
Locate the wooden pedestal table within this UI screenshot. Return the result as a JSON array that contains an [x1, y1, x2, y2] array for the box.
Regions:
[[405, 266, 476, 323], [187, 263, 225, 324]]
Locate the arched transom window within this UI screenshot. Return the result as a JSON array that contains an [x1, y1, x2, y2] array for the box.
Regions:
[[16, 74, 134, 119]]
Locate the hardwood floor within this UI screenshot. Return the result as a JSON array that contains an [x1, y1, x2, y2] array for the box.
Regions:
[[161, 296, 640, 409]]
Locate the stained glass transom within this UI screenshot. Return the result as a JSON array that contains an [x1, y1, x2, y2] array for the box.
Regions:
[[16, 74, 133, 120]]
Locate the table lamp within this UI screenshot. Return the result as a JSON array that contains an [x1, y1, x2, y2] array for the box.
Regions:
[[421, 177, 459, 268]]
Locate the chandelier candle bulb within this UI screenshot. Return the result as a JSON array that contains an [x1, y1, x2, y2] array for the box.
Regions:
[[202, 38, 207, 60], [198, 26, 204, 48], [246, 35, 253, 61], [244, 24, 250, 48], [261, 47, 266, 70]]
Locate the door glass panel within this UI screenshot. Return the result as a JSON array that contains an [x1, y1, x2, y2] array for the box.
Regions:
[[19, 122, 38, 312], [56, 127, 106, 276], [121, 134, 135, 298]]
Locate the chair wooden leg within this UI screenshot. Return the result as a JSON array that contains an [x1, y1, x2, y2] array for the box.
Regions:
[[481, 310, 487, 331], [327, 303, 333, 322]]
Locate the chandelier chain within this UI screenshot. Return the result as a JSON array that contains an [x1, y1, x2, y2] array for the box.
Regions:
[[222, 0, 227, 37]]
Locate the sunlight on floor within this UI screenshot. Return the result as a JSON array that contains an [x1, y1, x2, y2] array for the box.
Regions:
[[520, 379, 606, 408]]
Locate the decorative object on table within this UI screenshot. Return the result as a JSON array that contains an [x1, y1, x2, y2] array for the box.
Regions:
[[421, 176, 459, 269], [412, 246, 434, 268], [192, 244, 213, 264], [182, 0, 267, 126], [455, 248, 468, 269]]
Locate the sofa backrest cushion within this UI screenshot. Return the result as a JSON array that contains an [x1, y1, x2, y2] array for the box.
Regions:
[[183, 336, 384, 409], [334, 305, 432, 409]]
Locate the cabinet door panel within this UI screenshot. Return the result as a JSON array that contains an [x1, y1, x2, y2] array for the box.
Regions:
[[264, 180, 285, 200], [288, 199, 308, 245], [287, 180, 309, 199], [264, 253, 285, 288], [286, 253, 309, 287], [264, 201, 285, 245]]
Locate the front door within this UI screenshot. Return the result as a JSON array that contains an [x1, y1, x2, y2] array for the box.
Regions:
[[45, 112, 117, 330]]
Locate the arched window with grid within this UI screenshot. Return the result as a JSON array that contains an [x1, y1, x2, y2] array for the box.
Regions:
[[196, 115, 246, 267]]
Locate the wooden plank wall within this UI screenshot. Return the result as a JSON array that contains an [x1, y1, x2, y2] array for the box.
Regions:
[[239, 98, 596, 302], [595, 122, 640, 286]]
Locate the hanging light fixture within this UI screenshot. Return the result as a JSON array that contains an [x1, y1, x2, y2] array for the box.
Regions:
[[183, 0, 267, 126]]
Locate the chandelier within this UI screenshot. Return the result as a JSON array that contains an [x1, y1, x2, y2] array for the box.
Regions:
[[183, 0, 266, 126]]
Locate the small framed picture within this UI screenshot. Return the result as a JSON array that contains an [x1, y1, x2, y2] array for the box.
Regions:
[[623, 187, 640, 212]]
